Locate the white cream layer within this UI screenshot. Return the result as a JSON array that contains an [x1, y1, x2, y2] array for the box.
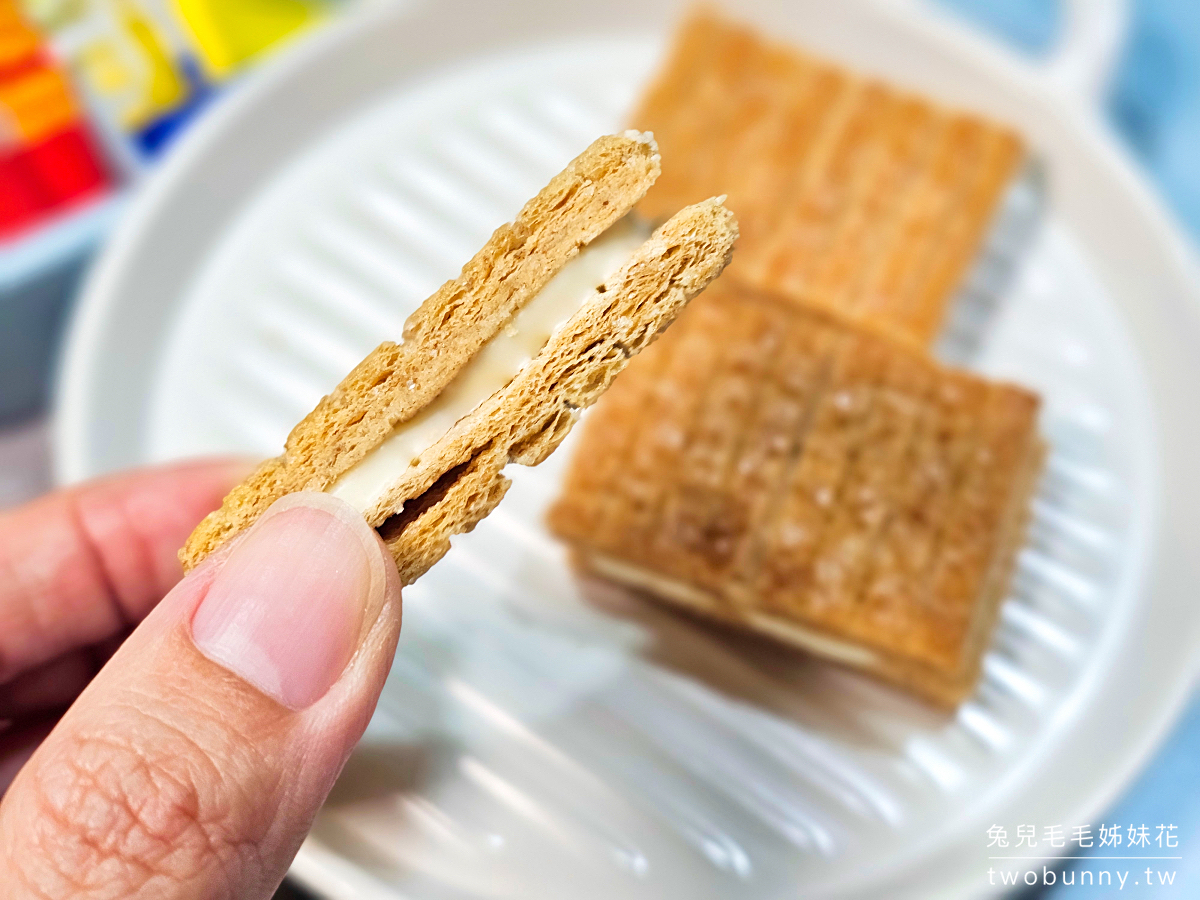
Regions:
[[330, 216, 650, 514], [587, 553, 879, 669]]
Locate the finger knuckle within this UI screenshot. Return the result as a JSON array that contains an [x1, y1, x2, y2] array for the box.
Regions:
[[20, 707, 261, 896]]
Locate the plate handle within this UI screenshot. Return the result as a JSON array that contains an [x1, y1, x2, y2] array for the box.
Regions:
[[1040, 0, 1129, 107]]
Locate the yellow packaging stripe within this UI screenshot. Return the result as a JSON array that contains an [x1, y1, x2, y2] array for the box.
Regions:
[[171, 0, 321, 79]]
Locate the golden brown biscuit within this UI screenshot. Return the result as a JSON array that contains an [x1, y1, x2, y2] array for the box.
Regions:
[[549, 279, 1043, 706], [182, 133, 739, 583], [630, 9, 1024, 345]]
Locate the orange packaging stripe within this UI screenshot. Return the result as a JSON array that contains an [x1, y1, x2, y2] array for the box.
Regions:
[[0, 2, 42, 72], [0, 65, 80, 144]]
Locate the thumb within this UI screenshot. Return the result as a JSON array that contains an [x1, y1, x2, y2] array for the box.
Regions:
[[0, 492, 402, 900]]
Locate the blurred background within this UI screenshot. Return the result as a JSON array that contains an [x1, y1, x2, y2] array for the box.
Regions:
[[0, 1, 1196, 897]]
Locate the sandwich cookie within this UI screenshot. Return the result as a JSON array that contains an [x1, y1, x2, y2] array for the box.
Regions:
[[550, 278, 1043, 706], [631, 9, 1024, 346], [182, 132, 738, 584]]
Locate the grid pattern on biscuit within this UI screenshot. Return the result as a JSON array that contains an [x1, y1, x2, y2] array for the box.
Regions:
[[549, 281, 1041, 701], [631, 10, 1023, 345]]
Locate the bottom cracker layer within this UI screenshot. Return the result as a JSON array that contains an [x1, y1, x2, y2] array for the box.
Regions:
[[549, 280, 1044, 707]]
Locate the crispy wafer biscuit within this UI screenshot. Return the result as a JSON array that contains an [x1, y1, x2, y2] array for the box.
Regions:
[[630, 9, 1024, 345], [549, 279, 1043, 706], [182, 133, 739, 584]]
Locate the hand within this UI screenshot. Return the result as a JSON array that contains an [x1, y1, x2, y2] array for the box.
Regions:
[[0, 460, 403, 899]]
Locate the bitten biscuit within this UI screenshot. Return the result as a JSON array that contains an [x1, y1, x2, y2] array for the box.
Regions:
[[182, 133, 739, 584], [630, 9, 1024, 346], [549, 279, 1043, 706]]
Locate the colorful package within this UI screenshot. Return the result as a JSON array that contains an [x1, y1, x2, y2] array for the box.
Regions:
[[0, 0, 110, 239], [20, 0, 325, 159]]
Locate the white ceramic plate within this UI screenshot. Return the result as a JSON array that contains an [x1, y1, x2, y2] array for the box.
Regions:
[[54, 1, 1200, 897]]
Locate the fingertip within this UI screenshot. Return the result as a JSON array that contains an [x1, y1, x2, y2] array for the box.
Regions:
[[189, 492, 400, 710]]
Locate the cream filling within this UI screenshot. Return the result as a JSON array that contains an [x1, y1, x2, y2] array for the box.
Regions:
[[330, 216, 651, 514], [587, 553, 879, 669]]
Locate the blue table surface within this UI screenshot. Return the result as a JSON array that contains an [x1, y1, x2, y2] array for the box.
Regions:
[[939, 2, 1200, 895]]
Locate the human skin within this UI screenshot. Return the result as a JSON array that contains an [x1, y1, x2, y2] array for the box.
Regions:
[[0, 460, 403, 899]]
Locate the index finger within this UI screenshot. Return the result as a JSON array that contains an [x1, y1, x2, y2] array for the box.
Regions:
[[0, 459, 249, 683]]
